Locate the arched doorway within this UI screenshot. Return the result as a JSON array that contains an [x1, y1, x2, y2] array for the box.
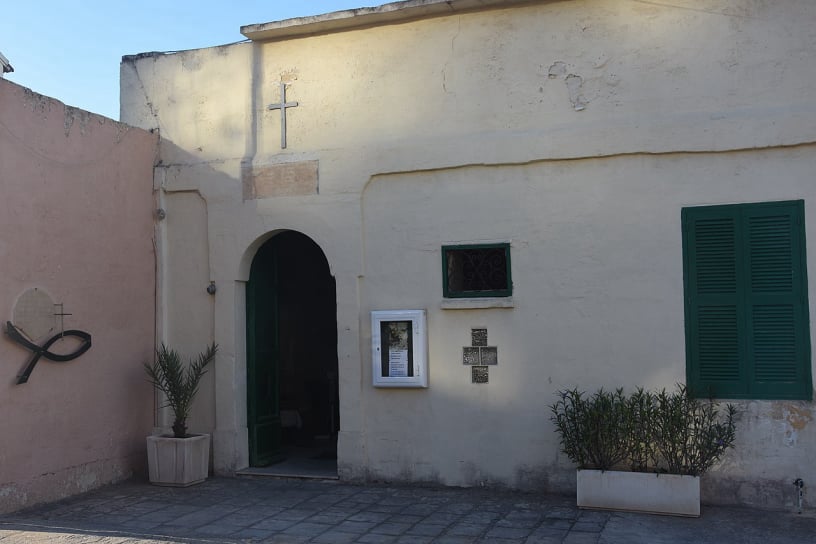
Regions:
[[246, 231, 339, 469]]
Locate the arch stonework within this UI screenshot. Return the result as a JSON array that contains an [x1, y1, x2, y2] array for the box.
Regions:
[[213, 229, 342, 475]]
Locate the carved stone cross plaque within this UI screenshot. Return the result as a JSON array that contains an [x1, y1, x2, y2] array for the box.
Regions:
[[463, 327, 498, 384], [268, 82, 299, 149]]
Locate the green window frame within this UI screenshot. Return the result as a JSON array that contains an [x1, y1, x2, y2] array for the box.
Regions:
[[442, 243, 512, 298], [682, 200, 812, 400]]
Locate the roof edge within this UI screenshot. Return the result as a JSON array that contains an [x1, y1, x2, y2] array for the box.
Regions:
[[0, 51, 14, 74], [241, 0, 539, 42]]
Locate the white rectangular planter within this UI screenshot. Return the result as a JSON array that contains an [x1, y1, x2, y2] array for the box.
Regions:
[[146, 434, 210, 487], [577, 469, 700, 517]]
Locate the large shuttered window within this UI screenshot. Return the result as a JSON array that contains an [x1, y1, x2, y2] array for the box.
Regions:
[[682, 200, 812, 400]]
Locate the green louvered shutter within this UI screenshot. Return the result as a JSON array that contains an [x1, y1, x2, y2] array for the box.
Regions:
[[744, 202, 811, 399], [683, 200, 811, 400], [683, 207, 747, 397]]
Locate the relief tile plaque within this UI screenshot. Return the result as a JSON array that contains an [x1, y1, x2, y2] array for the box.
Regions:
[[472, 366, 489, 384], [472, 328, 488, 347], [480, 346, 498, 365], [463, 347, 480, 365]]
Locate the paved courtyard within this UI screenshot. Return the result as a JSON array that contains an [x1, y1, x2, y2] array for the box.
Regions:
[[1, 477, 815, 543]]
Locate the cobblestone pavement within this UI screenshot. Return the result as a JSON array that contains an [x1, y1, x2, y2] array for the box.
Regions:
[[2, 477, 815, 543]]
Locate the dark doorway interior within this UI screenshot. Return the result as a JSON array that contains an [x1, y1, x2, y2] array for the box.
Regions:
[[247, 231, 339, 469]]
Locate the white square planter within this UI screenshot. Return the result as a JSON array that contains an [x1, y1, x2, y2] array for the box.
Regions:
[[577, 469, 700, 517], [146, 434, 210, 487]]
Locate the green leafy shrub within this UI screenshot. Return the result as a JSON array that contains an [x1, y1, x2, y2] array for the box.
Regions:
[[625, 387, 657, 472], [550, 388, 629, 471], [550, 385, 736, 476], [652, 384, 736, 476], [144, 343, 218, 438]]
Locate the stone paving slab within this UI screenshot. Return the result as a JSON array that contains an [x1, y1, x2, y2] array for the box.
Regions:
[[1, 477, 815, 543]]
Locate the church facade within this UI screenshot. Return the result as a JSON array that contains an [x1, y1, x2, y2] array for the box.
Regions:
[[121, 0, 816, 508]]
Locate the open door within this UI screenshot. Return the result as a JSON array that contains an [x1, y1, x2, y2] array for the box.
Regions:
[[246, 231, 338, 467]]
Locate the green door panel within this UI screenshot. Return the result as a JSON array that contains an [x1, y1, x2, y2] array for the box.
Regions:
[[247, 241, 282, 466]]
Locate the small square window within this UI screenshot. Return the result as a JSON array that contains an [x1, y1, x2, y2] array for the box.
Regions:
[[442, 243, 512, 298]]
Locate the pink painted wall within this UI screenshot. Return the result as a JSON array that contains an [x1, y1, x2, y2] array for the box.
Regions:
[[0, 79, 157, 513]]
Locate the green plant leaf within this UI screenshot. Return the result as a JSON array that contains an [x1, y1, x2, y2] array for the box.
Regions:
[[145, 343, 218, 438], [550, 384, 737, 476]]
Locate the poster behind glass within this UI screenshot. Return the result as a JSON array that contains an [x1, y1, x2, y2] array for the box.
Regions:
[[371, 310, 427, 388], [381, 320, 414, 378]]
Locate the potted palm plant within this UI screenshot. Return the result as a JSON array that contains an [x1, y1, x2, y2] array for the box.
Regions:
[[144, 343, 217, 486], [551, 385, 736, 517]]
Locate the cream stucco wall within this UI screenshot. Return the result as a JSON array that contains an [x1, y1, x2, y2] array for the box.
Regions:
[[0, 80, 157, 513], [121, 0, 816, 509]]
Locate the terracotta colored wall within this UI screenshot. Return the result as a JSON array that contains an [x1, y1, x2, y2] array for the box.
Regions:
[[0, 79, 157, 513]]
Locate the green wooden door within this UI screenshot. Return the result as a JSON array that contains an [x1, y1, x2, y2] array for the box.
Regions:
[[247, 240, 282, 466]]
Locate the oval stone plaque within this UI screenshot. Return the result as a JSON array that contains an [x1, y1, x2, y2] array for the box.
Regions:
[[12, 288, 56, 342]]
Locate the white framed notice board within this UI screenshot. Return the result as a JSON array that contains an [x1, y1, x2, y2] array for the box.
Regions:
[[371, 309, 428, 388]]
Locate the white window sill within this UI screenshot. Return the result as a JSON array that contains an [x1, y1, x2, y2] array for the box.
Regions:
[[440, 297, 515, 310]]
